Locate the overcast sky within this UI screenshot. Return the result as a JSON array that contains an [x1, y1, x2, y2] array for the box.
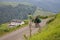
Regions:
[[0, 0, 60, 3]]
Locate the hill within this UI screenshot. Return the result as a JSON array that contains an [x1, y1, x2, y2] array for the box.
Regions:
[[0, 3, 36, 24], [33, 7, 55, 17], [0, 2, 55, 24], [30, 13, 60, 40]]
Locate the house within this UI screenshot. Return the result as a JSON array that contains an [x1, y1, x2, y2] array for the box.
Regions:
[[9, 19, 25, 27]]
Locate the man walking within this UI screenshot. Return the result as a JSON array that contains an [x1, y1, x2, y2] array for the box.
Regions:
[[34, 15, 41, 32]]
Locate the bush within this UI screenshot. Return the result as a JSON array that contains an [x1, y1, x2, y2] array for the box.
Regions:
[[39, 16, 48, 19], [17, 25, 21, 28], [3, 29, 9, 32], [24, 20, 29, 24], [47, 17, 55, 24]]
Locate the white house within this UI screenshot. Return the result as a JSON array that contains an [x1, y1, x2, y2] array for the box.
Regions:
[[9, 19, 25, 27]]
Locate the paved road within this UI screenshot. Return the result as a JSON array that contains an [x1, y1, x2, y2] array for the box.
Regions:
[[0, 17, 54, 40]]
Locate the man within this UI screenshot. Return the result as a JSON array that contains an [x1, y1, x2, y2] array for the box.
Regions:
[[34, 15, 41, 32]]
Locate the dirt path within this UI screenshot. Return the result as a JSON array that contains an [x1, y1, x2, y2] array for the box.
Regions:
[[0, 17, 54, 40]]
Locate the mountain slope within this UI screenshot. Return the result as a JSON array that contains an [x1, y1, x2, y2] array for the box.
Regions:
[[0, 2, 55, 24], [0, 3, 36, 24], [30, 13, 60, 40], [33, 7, 55, 17]]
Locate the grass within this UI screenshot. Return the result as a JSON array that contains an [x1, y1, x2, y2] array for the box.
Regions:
[[30, 13, 60, 40], [0, 21, 28, 37]]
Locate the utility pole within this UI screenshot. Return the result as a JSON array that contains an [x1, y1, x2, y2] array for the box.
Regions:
[[29, 20, 32, 38], [28, 14, 32, 38]]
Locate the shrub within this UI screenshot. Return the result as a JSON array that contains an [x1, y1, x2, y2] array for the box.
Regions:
[[24, 20, 29, 24]]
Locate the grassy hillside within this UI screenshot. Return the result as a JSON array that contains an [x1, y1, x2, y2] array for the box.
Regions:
[[30, 13, 60, 40]]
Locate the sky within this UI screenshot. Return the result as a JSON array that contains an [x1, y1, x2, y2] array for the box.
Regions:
[[0, 0, 59, 2], [0, 0, 60, 4]]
